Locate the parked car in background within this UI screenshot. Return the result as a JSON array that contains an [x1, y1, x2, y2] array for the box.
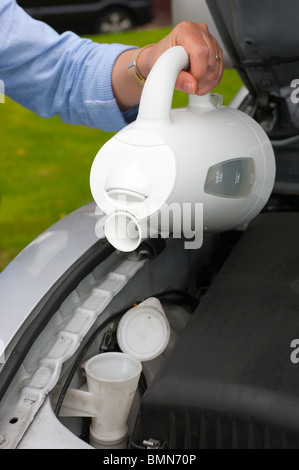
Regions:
[[17, 0, 154, 34]]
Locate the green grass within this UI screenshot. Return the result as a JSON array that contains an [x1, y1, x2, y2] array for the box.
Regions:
[[0, 27, 243, 271]]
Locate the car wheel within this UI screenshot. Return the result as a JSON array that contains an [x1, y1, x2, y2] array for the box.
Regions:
[[96, 8, 134, 34]]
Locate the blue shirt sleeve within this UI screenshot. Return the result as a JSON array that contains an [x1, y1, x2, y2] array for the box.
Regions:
[[0, 0, 139, 131]]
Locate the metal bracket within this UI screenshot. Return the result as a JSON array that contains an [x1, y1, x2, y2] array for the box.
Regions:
[[143, 438, 162, 449]]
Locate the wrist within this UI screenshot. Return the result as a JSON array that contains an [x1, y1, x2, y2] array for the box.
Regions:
[[128, 44, 154, 87], [136, 44, 154, 80]]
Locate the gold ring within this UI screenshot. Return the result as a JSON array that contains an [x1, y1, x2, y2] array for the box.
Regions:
[[216, 55, 222, 63]]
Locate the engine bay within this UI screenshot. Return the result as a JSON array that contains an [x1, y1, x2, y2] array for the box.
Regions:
[[1, 193, 299, 449]]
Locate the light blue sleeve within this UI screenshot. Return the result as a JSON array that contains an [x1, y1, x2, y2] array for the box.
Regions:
[[0, 0, 138, 131]]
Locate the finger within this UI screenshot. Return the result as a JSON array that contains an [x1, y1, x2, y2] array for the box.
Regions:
[[175, 70, 198, 94], [188, 36, 221, 93], [211, 37, 224, 81], [201, 31, 219, 68], [201, 33, 223, 85], [210, 36, 223, 63], [196, 38, 223, 94], [210, 35, 221, 61], [176, 56, 222, 96], [196, 63, 223, 96], [213, 46, 224, 85], [188, 37, 210, 85]]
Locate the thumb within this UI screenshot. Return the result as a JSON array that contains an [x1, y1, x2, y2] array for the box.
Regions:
[[175, 70, 197, 95]]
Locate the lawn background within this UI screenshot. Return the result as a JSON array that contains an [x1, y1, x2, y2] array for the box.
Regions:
[[0, 27, 243, 272]]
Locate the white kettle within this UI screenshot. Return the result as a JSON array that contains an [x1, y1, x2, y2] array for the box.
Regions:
[[90, 46, 276, 252]]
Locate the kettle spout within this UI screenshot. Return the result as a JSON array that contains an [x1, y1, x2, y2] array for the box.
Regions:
[[104, 211, 145, 252]]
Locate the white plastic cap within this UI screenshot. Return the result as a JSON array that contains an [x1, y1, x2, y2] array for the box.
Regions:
[[117, 298, 170, 361]]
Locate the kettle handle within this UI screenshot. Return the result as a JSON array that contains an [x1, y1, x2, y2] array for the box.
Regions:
[[137, 46, 189, 121]]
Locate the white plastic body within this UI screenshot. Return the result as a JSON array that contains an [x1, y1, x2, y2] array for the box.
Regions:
[[51, 352, 141, 448], [50, 298, 170, 448], [85, 352, 142, 448], [90, 46, 276, 252]]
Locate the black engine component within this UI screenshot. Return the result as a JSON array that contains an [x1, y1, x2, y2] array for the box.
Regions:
[[130, 212, 299, 449]]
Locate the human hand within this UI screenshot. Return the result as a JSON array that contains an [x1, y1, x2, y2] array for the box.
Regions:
[[138, 21, 223, 96]]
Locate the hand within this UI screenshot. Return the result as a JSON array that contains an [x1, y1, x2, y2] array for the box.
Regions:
[[139, 21, 223, 96], [112, 21, 223, 111]]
